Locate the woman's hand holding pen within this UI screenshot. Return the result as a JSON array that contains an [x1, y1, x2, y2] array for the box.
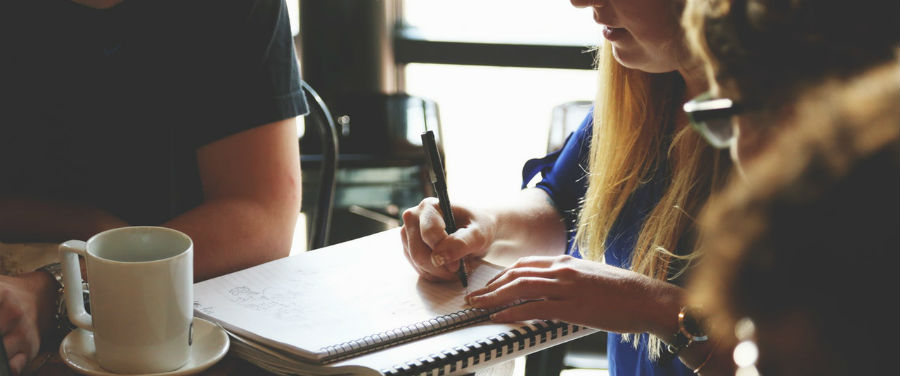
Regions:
[[464, 255, 684, 337], [400, 197, 497, 282]]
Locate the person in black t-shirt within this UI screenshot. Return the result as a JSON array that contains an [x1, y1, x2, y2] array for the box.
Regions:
[[0, 0, 308, 373]]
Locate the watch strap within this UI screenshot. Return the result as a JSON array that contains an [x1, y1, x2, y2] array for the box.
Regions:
[[666, 330, 693, 355], [37, 262, 64, 288], [36, 262, 80, 338]]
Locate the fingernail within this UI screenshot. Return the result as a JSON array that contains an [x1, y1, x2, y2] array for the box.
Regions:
[[431, 253, 445, 267]]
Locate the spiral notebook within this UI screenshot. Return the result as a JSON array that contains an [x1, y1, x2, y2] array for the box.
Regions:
[[193, 229, 597, 376]]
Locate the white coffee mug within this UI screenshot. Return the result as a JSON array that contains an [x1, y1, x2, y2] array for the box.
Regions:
[[59, 226, 193, 374]]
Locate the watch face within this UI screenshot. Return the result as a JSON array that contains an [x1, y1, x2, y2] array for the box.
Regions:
[[683, 308, 709, 341]]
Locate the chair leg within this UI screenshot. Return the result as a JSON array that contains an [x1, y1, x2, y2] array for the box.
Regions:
[[524, 346, 566, 376]]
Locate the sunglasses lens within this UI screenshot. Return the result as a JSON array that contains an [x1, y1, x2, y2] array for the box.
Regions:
[[707, 117, 734, 144], [685, 92, 740, 149], [694, 117, 734, 149]]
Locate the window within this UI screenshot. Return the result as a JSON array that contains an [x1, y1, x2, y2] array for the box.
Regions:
[[400, 0, 600, 205], [403, 0, 599, 46], [405, 64, 596, 205]]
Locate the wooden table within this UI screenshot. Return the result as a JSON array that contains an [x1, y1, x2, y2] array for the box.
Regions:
[[27, 339, 515, 376], [13, 233, 522, 376], [28, 343, 273, 376]]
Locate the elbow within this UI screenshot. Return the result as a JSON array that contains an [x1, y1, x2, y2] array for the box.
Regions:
[[258, 238, 291, 264], [266, 216, 296, 260], [214, 183, 302, 270], [238, 210, 295, 270], [260, 158, 303, 261], [262, 189, 302, 261]]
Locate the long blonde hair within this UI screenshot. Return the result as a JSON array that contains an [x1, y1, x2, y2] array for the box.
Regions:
[[575, 42, 730, 358]]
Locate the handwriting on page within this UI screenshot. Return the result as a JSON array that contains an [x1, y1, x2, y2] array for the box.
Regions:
[[193, 232, 505, 355], [209, 258, 500, 325]]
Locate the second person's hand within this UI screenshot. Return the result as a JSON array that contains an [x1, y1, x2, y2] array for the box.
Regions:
[[464, 255, 682, 337], [0, 272, 57, 376], [400, 197, 497, 282]]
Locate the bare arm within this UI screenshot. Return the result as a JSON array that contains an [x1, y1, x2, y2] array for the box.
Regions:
[[466, 255, 735, 375], [0, 198, 128, 243], [480, 188, 568, 264], [164, 117, 301, 281]]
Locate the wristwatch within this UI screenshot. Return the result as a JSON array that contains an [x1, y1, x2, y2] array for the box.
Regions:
[[36, 262, 88, 338], [666, 306, 708, 355]]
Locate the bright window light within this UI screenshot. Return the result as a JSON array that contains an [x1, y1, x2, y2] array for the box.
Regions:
[[404, 64, 597, 206], [403, 0, 601, 46]]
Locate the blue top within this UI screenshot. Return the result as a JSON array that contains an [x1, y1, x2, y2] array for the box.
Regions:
[[521, 111, 692, 376]]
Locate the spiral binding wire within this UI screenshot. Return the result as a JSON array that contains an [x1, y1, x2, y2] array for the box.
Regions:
[[320, 307, 501, 363], [380, 320, 581, 376]]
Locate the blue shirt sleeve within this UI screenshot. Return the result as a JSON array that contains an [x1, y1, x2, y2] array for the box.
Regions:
[[521, 110, 592, 255], [520, 110, 693, 376]]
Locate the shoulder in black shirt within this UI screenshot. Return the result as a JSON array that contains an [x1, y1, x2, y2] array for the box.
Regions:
[[0, 0, 308, 224]]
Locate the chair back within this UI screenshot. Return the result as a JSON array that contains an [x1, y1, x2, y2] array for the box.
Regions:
[[300, 81, 339, 250], [547, 100, 592, 153]]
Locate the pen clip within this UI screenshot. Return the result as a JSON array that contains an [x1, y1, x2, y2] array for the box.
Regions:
[[421, 130, 456, 232], [424, 154, 438, 184], [421, 130, 441, 185]]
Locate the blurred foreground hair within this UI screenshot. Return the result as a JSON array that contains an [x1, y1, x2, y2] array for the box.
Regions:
[[690, 61, 900, 375]]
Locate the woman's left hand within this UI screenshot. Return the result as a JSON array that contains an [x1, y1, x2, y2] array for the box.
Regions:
[[465, 255, 681, 335]]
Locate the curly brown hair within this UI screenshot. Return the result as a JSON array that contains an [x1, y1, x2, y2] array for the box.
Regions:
[[684, 0, 899, 106], [691, 62, 899, 375]]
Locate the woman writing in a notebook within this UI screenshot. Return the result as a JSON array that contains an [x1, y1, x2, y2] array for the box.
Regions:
[[402, 0, 731, 374], [403, 1, 899, 375]]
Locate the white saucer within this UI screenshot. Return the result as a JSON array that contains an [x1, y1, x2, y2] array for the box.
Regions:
[[59, 317, 230, 376]]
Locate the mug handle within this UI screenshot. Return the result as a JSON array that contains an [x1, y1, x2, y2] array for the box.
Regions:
[[59, 240, 92, 330]]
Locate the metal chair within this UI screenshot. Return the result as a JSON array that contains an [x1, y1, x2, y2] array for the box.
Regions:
[[300, 92, 441, 246], [299, 81, 339, 251], [547, 100, 593, 153]]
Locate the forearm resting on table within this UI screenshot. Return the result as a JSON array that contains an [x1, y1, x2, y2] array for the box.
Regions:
[[0, 197, 128, 242], [163, 197, 298, 281], [482, 188, 568, 265]]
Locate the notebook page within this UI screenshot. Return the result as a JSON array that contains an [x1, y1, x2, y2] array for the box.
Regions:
[[193, 229, 504, 363]]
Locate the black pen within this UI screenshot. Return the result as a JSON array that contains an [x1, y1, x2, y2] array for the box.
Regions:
[[421, 130, 468, 288]]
